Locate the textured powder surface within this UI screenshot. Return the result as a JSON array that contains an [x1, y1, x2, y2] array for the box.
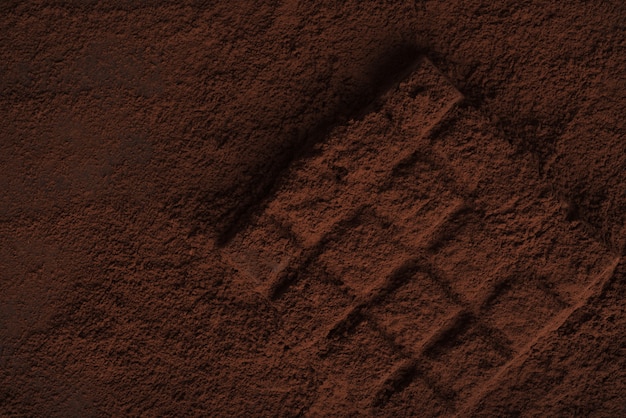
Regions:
[[1, 1, 625, 416]]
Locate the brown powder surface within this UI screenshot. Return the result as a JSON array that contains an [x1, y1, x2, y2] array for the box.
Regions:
[[1, 1, 625, 416]]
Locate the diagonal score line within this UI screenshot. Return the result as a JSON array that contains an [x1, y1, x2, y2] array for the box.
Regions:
[[220, 56, 465, 300], [457, 256, 622, 417]]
